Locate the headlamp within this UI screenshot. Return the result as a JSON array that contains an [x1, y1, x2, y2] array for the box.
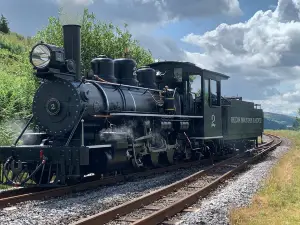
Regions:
[[29, 43, 65, 70]]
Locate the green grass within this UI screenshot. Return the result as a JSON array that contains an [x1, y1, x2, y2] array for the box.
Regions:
[[0, 32, 38, 145], [230, 130, 300, 225]]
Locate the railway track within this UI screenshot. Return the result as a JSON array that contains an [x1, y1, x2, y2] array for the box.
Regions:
[[70, 134, 281, 225], [0, 187, 46, 199], [0, 152, 232, 209], [0, 134, 275, 212]]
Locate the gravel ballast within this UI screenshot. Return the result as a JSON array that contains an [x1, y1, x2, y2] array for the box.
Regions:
[[176, 138, 291, 225], [0, 136, 284, 225], [0, 165, 204, 225]]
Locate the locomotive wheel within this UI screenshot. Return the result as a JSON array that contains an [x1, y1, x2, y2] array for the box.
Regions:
[[141, 154, 153, 168], [166, 148, 175, 164], [66, 176, 82, 185], [131, 158, 144, 170], [191, 150, 204, 161], [171, 151, 183, 164], [32, 170, 54, 185], [159, 152, 171, 166]]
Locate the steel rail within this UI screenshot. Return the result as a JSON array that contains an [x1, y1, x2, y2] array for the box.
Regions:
[[0, 152, 238, 208], [0, 187, 50, 199], [131, 135, 281, 225], [0, 135, 274, 210], [70, 134, 280, 225]]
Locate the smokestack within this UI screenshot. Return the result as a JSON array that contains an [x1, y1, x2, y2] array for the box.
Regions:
[[63, 24, 81, 79]]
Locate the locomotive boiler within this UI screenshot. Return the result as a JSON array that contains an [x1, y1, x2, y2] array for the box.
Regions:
[[0, 24, 264, 187]]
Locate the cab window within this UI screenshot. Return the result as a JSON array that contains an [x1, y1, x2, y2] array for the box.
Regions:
[[204, 79, 209, 105], [211, 80, 218, 106]]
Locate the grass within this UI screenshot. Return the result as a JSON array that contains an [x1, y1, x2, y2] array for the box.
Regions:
[[230, 130, 300, 225], [0, 32, 38, 145], [258, 135, 262, 144]]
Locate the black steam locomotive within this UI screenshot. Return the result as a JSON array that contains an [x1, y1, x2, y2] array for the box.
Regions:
[[0, 25, 264, 186]]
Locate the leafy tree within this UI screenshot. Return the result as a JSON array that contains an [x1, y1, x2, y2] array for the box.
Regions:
[[0, 14, 10, 34], [292, 119, 299, 130], [292, 109, 300, 130], [34, 9, 154, 74]]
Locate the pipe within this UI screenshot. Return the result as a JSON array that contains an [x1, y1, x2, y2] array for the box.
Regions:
[[63, 24, 81, 80], [130, 139, 143, 168], [14, 115, 33, 146], [81, 119, 85, 146]]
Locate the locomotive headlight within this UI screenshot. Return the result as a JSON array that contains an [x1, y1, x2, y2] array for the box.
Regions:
[[30, 44, 51, 69], [30, 43, 65, 70]]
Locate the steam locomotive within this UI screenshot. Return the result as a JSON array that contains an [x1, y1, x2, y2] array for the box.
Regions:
[[0, 25, 264, 186]]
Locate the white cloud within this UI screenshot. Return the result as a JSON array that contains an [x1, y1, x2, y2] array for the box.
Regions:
[[252, 94, 300, 116], [52, 0, 242, 25], [96, 0, 242, 23], [183, 0, 300, 115], [50, 0, 242, 60]]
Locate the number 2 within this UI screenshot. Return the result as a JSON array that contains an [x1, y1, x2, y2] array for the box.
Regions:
[[211, 114, 216, 127], [51, 104, 55, 110]]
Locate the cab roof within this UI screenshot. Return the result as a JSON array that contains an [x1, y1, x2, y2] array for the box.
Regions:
[[147, 61, 230, 81]]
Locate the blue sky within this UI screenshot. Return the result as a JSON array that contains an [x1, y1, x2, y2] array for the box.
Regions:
[[0, 0, 279, 61], [0, 0, 276, 43], [0, 0, 277, 55]]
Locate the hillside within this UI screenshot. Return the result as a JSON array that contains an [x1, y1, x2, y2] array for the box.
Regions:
[[264, 112, 295, 130], [0, 31, 37, 145]]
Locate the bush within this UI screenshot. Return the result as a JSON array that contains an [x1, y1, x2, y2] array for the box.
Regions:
[[0, 32, 37, 144]]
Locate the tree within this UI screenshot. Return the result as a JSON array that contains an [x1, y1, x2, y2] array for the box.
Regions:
[[292, 119, 299, 130], [0, 14, 10, 34], [292, 108, 300, 130], [34, 9, 154, 74]]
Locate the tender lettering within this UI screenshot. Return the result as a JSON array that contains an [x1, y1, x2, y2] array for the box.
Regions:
[[230, 117, 262, 124]]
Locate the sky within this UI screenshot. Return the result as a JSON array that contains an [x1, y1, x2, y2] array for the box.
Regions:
[[1, 0, 300, 116]]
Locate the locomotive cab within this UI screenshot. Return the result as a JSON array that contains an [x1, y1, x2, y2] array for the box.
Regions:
[[147, 61, 229, 139]]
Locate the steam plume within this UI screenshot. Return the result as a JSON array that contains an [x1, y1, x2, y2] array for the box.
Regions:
[[56, 0, 94, 25], [1, 119, 36, 145], [99, 120, 138, 142]]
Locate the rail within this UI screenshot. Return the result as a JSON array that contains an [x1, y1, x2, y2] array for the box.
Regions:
[[0, 154, 236, 208], [70, 134, 281, 225], [0, 134, 277, 213]]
